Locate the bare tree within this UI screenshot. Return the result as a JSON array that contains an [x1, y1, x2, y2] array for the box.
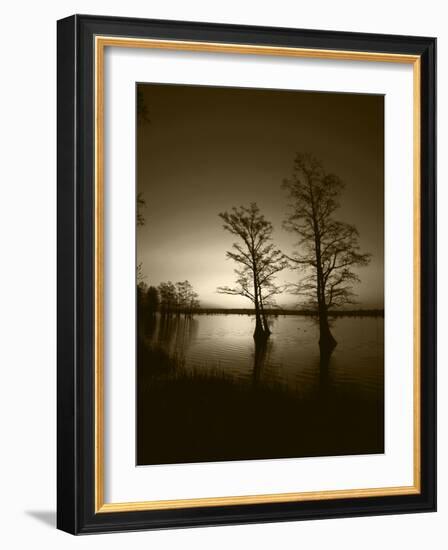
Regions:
[[217, 203, 287, 339], [283, 153, 371, 350], [136, 262, 146, 283], [137, 192, 146, 227], [136, 194, 147, 291], [136, 94, 148, 283]]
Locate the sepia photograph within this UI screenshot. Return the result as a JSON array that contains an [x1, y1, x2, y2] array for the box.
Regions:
[[136, 82, 384, 466], [55, 13, 436, 535]]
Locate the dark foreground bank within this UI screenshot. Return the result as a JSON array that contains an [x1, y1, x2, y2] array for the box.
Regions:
[[137, 345, 384, 465]]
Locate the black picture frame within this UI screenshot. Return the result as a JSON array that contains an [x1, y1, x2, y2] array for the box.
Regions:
[[57, 14, 436, 535]]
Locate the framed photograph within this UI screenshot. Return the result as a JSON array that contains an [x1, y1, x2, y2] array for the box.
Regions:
[[57, 14, 436, 534]]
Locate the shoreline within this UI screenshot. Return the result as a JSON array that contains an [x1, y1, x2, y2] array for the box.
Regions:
[[163, 308, 385, 317]]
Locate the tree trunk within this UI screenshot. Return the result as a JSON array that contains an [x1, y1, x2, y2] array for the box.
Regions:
[[318, 308, 337, 351], [253, 310, 266, 339], [257, 285, 271, 336], [252, 287, 265, 340], [259, 303, 271, 335], [252, 264, 268, 340], [261, 311, 270, 335]]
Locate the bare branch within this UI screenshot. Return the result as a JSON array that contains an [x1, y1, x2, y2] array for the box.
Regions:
[[217, 204, 286, 333], [283, 153, 371, 317]]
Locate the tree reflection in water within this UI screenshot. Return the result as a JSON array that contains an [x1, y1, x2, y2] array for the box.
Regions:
[[252, 338, 272, 387], [155, 314, 199, 359], [318, 346, 334, 397]]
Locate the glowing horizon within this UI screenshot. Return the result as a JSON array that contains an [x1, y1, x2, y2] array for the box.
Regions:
[[137, 83, 384, 310]]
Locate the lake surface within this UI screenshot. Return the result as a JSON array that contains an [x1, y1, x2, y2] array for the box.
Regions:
[[137, 313, 384, 465], [144, 313, 383, 400]]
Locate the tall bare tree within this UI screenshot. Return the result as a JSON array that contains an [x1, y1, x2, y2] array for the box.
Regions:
[[217, 203, 287, 339], [283, 153, 371, 350]]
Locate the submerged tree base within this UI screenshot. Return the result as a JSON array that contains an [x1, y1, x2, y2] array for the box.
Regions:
[[253, 317, 271, 340], [319, 334, 337, 354], [253, 327, 271, 341], [318, 318, 337, 353]]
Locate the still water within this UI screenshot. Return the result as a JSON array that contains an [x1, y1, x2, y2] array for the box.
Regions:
[[146, 313, 384, 400]]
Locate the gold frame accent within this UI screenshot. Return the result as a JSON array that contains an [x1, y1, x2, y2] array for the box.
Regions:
[[94, 36, 421, 513]]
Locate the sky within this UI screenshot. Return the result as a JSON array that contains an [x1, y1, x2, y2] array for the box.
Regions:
[[136, 83, 384, 309]]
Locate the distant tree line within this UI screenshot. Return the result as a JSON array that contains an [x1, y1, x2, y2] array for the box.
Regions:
[[138, 280, 200, 317], [173, 308, 383, 317], [136, 186, 200, 318]]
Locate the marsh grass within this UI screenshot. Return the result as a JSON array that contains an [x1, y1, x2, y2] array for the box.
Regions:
[[137, 344, 384, 465]]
